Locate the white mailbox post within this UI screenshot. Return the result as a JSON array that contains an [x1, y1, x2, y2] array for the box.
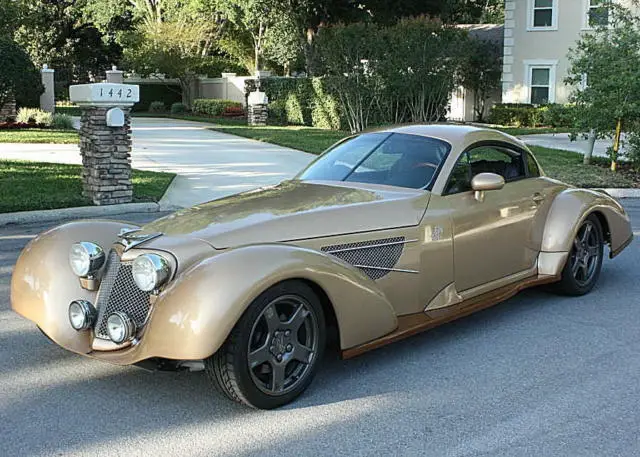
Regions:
[[247, 90, 269, 126], [69, 83, 139, 205]]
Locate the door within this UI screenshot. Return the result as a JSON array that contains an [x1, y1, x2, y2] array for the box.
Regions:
[[444, 144, 550, 292]]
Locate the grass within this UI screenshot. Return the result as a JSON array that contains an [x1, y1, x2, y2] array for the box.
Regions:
[[497, 127, 576, 136], [210, 124, 637, 188], [0, 160, 175, 213], [0, 128, 79, 144]]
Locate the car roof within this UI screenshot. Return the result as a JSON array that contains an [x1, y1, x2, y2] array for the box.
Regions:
[[375, 124, 528, 153]]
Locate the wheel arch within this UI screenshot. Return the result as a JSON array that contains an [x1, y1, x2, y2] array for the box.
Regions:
[[295, 277, 341, 350]]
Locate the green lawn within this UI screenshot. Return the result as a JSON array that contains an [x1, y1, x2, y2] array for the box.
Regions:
[[0, 160, 175, 213], [0, 129, 79, 144], [211, 124, 637, 188]]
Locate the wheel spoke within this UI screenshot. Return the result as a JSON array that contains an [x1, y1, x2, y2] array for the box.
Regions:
[[248, 343, 271, 369], [263, 304, 281, 333], [271, 362, 287, 393], [292, 343, 314, 364], [573, 238, 581, 251], [581, 224, 592, 243], [578, 262, 589, 280], [285, 303, 309, 332], [588, 246, 599, 257], [571, 258, 581, 277]]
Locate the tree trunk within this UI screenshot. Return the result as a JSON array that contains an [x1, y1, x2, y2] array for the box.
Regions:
[[584, 129, 596, 165]]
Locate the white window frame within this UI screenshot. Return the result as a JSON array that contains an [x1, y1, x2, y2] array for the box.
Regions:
[[524, 60, 558, 104], [527, 0, 559, 31], [582, 0, 610, 30]]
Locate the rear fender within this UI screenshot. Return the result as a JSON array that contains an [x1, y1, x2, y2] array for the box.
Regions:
[[539, 189, 632, 275]]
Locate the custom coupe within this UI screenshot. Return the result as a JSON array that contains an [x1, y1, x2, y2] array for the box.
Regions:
[[11, 125, 633, 409]]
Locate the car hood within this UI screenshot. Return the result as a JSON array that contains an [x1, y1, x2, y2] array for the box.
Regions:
[[140, 180, 430, 248]]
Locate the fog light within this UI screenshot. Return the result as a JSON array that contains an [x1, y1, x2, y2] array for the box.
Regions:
[[106, 312, 136, 344], [68, 300, 97, 331]]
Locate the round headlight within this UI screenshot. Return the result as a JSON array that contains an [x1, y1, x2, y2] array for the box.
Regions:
[[106, 312, 136, 344], [132, 254, 170, 292], [69, 242, 105, 277], [68, 300, 97, 331]]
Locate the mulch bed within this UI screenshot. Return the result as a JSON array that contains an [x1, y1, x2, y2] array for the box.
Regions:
[[0, 121, 48, 130]]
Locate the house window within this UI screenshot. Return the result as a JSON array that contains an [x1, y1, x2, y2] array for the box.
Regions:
[[530, 68, 551, 104], [588, 0, 609, 27], [533, 0, 554, 27]]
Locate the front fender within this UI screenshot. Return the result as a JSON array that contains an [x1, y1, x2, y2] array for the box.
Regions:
[[539, 189, 632, 275], [136, 244, 398, 361], [10, 220, 140, 354]]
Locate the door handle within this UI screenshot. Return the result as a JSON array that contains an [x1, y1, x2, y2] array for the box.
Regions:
[[532, 193, 545, 204]]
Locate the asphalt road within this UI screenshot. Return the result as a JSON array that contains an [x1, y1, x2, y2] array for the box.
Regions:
[[1, 205, 640, 457]]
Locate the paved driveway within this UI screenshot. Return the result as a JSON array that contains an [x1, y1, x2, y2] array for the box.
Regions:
[[520, 132, 621, 158], [0, 118, 315, 208], [1, 203, 639, 456]]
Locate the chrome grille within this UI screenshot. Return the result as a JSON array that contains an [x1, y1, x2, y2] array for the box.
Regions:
[[94, 250, 152, 339], [321, 237, 405, 280]]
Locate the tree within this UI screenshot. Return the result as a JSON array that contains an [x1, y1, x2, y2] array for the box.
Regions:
[[566, 3, 640, 171], [14, 0, 122, 88], [123, 20, 221, 107], [0, 37, 44, 111], [459, 35, 502, 122]]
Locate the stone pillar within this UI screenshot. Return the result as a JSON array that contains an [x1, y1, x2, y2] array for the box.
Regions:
[[0, 99, 16, 121], [40, 64, 55, 113], [106, 65, 124, 84], [69, 83, 140, 206], [247, 91, 268, 126]]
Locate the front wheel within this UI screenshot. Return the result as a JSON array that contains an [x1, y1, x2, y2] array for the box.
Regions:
[[205, 280, 325, 409], [554, 214, 604, 296]]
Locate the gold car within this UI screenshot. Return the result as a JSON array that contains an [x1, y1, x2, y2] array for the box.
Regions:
[[11, 125, 633, 409]]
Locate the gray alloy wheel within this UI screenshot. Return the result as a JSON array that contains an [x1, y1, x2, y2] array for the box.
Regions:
[[247, 294, 320, 396], [205, 280, 326, 409], [555, 214, 604, 296]]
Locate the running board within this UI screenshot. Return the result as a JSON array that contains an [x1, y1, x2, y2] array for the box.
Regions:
[[341, 275, 559, 359]]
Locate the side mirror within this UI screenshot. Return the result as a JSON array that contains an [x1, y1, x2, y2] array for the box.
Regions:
[[471, 172, 505, 202]]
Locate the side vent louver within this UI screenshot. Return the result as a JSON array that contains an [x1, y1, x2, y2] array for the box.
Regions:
[[321, 237, 405, 280]]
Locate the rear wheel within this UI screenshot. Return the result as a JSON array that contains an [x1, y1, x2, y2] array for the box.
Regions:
[[555, 214, 604, 296], [205, 280, 325, 409]]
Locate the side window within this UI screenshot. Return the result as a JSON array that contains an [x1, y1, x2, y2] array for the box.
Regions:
[[468, 146, 525, 182], [526, 152, 540, 177], [444, 152, 472, 194]]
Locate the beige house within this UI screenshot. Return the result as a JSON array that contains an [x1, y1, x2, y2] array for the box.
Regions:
[[502, 0, 616, 105]]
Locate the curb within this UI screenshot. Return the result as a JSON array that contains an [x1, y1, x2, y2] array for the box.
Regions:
[[0, 202, 180, 227]]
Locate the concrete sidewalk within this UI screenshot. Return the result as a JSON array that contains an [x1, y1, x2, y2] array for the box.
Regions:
[[0, 118, 316, 208], [520, 132, 621, 158]]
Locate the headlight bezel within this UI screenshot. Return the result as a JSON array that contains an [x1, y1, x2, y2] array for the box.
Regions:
[[106, 312, 136, 344], [131, 253, 171, 292], [69, 242, 105, 277], [68, 300, 97, 331]]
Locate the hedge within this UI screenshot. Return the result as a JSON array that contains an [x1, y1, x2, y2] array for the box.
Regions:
[[132, 83, 182, 112], [245, 77, 344, 130], [192, 99, 243, 116], [488, 103, 576, 128]]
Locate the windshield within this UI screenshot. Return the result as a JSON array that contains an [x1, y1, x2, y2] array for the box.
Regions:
[[297, 132, 451, 190]]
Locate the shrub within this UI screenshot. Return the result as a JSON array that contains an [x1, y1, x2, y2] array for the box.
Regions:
[[488, 104, 544, 127], [16, 107, 52, 126], [245, 77, 343, 129], [51, 113, 74, 130], [541, 103, 577, 128], [625, 131, 640, 169], [0, 37, 44, 109], [170, 102, 187, 114], [192, 99, 242, 116], [268, 99, 287, 125], [148, 101, 166, 113]]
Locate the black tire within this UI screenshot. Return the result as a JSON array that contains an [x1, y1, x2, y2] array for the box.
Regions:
[[554, 214, 604, 296], [205, 280, 326, 409]]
